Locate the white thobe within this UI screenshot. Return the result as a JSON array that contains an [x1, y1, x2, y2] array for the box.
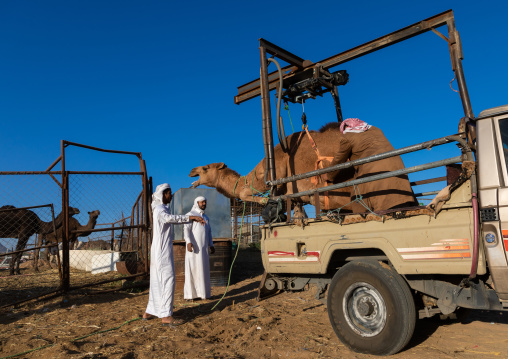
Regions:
[[145, 204, 189, 318], [183, 209, 213, 299]]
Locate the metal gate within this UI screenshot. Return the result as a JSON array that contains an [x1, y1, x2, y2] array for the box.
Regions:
[[0, 141, 151, 308]]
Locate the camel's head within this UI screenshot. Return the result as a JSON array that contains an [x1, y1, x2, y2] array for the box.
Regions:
[[88, 210, 100, 220], [189, 162, 227, 188], [69, 207, 80, 216]]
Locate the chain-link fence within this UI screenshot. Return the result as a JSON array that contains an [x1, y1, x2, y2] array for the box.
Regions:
[[0, 174, 63, 307], [66, 172, 148, 290], [231, 199, 263, 247], [0, 141, 151, 308]]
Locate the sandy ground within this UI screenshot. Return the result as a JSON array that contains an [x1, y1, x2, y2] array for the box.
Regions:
[[1, 252, 508, 359]]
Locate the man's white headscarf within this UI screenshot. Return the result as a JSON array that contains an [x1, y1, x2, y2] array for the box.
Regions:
[[152, 183, 171, 210], [192, 196, 206, 215]]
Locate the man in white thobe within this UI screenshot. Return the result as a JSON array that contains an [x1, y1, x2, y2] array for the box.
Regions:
[[143, 184, 204, 326], [184, 196, 215, 300]]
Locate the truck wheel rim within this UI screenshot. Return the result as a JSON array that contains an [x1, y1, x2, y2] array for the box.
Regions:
[[342, 282, 387, 337]]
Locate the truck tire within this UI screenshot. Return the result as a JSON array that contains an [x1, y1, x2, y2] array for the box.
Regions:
[[327, 260, 416, 355]]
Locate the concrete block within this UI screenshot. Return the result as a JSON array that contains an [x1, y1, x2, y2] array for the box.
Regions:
[[91, 252, 121, 274], [60, 250, 106, 271]]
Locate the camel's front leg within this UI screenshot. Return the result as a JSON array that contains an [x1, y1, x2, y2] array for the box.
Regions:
[[293, 202, 309, 227], [46, 248, 54, 268], [34, 234, 42, 272], [10, 238, 27, 275]]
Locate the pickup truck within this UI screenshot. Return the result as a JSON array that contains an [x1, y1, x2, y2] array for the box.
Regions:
[[235, 9, 508, 356]]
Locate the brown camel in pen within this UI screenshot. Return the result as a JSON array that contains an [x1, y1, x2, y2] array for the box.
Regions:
[[0, 205, 80, 275], [35, 210, 101, 270]]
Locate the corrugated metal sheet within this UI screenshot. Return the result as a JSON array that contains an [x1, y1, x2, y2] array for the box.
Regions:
[[170, 188, 231, 241]]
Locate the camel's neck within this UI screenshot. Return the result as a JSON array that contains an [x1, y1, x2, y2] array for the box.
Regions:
[[86, 216, 98, 229], [77, 215, 98, 237], [214, 169, 242, 198]]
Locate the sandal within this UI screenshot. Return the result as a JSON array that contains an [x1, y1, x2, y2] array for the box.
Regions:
[[142, 313, 155, 321], [162, 318, 185, 327]]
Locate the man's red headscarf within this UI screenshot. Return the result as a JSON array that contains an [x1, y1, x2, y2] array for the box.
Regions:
[[340, 118, 371, 134]]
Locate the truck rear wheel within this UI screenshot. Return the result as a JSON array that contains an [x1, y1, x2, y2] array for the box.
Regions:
[[327, 260, 416, 355]]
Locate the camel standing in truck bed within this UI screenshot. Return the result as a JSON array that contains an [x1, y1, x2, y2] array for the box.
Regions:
[[190, 122, 416, 212], [190, 123, 356, 210]]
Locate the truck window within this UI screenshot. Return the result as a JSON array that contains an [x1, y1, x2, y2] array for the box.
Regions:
[[499, 119, 508, 169]]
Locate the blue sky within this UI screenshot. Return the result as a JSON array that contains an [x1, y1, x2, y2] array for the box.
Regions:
[[1, 0, 507, 196]]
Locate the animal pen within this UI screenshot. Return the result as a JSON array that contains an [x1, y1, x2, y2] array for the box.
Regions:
[[0, 140, 151, 308]]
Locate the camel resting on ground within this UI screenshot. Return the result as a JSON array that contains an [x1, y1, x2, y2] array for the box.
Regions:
[[0, 205, 80, 275], [189, 123, 356, 211], [35, 210, 100, 270]]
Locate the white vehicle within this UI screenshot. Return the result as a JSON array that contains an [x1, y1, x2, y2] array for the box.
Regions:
[[235, 10, 508, 356]]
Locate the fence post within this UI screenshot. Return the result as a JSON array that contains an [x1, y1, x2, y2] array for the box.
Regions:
[[110, 223, 115, 251], [61, 141, 70, 292], [140, 161, 150, 273]]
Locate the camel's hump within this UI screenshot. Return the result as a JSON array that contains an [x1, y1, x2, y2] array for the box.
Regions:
[[319, 122, 341, 133]]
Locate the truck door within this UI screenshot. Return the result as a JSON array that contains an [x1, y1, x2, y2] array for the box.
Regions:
[[483, 111, 508, 301]]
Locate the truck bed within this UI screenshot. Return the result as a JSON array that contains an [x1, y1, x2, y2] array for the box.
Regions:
[[261, 180, 486, 276]]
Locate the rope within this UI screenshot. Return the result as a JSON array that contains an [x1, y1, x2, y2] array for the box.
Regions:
[[202, 168, 266, 312], [207, 200, 247, 312], [232, 169, 270, 199], [233, 176, 242, 197], [70, 317, 141, 342], [449, 75, 459, 93], [0, 317, 142, 359], [326, 185, 385, 220], [284, 102, 295, 134], [0, 344, 55, 359], [301, 125, 333, 209]]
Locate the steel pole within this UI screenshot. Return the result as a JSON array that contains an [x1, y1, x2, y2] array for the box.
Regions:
[[268, 135, 457, 187], [279, 156, 463, 200], [260, 44, 276, 188], [447, 18, 474, 119]]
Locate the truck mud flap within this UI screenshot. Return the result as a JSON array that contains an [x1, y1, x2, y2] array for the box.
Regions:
[[257, 271, 282, 302]]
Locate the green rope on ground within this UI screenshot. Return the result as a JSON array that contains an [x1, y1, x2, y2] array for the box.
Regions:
[[284, 103, 295, 134], [0, 344, 55, 359], [71, 317, 141, 342], [0, 317, 142, 359]]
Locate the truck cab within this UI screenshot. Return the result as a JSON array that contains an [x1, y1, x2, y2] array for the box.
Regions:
[[477, 104, 508, 301]]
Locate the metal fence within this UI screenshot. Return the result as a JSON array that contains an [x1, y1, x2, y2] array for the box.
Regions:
[[0, 200, 62, 307], [231, 199, 263, 247], [0, 141, 151, 308]]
